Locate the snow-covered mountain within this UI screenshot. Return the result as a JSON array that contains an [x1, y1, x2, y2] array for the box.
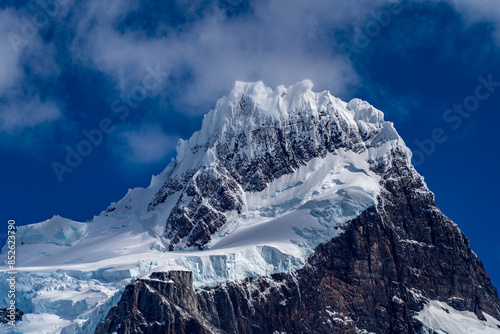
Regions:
[[150, 80, 400, 252], [1, 81, 499, 333]]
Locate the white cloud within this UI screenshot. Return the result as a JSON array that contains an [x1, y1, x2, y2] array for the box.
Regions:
[[68, 0, 405, 113], [439, 0, 500, 43], [445, 0, 500, 23], [0, 7, 63, 134], [0, 9, 25, 93], [114, 125, 177, 164], [0, 97, 61, 132]]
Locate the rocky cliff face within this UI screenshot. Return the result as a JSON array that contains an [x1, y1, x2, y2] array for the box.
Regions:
[[97, 147, 500, 333]]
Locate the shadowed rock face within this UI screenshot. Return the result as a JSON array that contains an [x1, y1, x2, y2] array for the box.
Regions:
[[96, 149, 500, 334], [0, 308, 23, 324], [96, 271, 211, 334]]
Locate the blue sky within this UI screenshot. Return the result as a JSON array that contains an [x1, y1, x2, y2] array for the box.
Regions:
[[1, 0, 500, 288]]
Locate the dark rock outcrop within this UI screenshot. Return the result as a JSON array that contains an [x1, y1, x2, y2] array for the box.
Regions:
[[0, 308, 23, 324], [96, 271, 214, 333], [96, 150, 500, 334], [161, 166, 244, 250]]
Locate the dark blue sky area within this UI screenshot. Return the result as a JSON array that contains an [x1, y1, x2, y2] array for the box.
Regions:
[[1, 0, 499, 289]]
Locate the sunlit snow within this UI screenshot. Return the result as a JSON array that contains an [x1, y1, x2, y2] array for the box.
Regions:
[[417, 300, 500, 334]]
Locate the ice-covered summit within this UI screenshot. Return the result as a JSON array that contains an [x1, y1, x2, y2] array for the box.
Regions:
[[176, 80, 400, 164]]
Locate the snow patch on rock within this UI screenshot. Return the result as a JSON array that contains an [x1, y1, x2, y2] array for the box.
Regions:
[[416, 300, 500, 333]]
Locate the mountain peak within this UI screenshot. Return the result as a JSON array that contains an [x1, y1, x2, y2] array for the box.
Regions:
[[176, 80, 391, 164], [229, 79, 315, 103], [153, 80, 413, 252]]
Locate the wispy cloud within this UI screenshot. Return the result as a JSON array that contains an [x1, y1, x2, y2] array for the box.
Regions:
[[444, 0, 500, 42], [67, 0, 406, 112], [0, 9, 23, 92], [0, 7, 63, 136], [112, 125, 177, 164], [0, 96, 60, 132]]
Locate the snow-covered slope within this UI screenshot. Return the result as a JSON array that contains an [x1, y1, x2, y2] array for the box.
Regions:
[[0, 80, 429, 333], [417, 300, 500, 334]]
